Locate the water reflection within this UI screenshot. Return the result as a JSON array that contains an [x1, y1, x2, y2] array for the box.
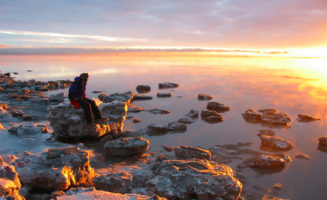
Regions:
[[0, 53, 326, 200]]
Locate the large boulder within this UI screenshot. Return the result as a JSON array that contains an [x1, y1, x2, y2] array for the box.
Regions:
[[48, 101, 127, 141], [259, 135, 293, 152], [104, 137, 150, 157], [0, 156, 23, 200], [12, 147, 95, 191]]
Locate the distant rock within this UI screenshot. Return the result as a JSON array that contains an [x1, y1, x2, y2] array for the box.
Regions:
[[295, 153, 310, 160], [297, 114, 320, 122], [136, 85, 151, 94], [198, 93, 213, 101], [92, 90, 102, 94], [247, 154, 286, 169], [12, 147, 95, 191], [133, 94, 153, 101], [258, 129, 276, 136], [185, 109, 199, 119], [132, 118, 142, 123], [242, 109, 291, 127], [207, 101, 231, 112], [147, 108, 170, 115], [104, 137, 150, 157], [259, 135, 293, 152], [318, 136, 327, 146], [157, 93, 172, 98], [158, 82, 178, 89], [242, 109, 262, 123], [167, 121, 187, 132], [98, 91, 134, 104], [174, 145, 212, 159], [201, 110, 224, 123]]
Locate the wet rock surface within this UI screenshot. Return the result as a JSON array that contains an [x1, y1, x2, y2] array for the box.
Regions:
[[12, 147, 94, 191], [104, 137, 150, 157], [259, 135, 293, 152], [174, 145, 212, 159]]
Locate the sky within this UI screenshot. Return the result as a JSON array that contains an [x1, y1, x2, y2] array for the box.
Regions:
[[0, 0, 327, 55]]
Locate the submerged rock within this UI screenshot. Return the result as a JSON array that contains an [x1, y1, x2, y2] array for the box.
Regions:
[[104, 137, 150, 157], [48, 102, 127, 141], [242, 109, 262, 123], [258, 129, 276, 136], [136, 85, 151, 94], [186, 109, 199, 119], [247, 154, 286, 169], [297, 114, 320, 122], [174, 145, 212, 159], [201, 110, 224, 123], [207, 101, 231, 112], [158, 82, 178, 89], [147, 124, 168, 133], [198, 93, 213, 101], [12, 147, 94, 192], [259, 135, 293, 152], [295, 153, 310, 160], [128, 104, 145, 113], [147, 108, 170, 115], [242, 109, 291, 127], [167, 122, 187, 132]]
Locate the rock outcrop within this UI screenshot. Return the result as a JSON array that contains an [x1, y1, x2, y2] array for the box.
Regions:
[[0, 156, 23, 200], [104, 137, 150, 157], [12, 147, 94, 191], [48, 101, 127, 141]]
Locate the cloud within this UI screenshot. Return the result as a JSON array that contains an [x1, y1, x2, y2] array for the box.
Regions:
[[0, 0, 326, 49], [0, 44, 8, 48]]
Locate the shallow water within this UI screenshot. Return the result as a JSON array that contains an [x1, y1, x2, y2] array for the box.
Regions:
[[0, 53, 326, 199]]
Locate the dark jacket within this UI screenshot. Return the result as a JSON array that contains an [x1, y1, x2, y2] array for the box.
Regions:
[[68, 77, 86, 101]]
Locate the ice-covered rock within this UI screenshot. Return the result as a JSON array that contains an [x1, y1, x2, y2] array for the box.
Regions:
[[104, 137, 150, 157], [174, 145, 212, 159], [12, 147, 94, 191], [56, 187, 166, 200], [49, 92, 65, 102], [297, 114, 320, 122], [259, 135, 293, 152], [0, 156, 23, 200], [198, 93, 213, 101], [207, 101, 231, 112], [48, 102, 127, 141], [0, 104, 11, 122], [8, 122, 48, 137], [158, 82, 178, 89], [93, 172, 133, 193], [136, 85, 151, 94], [247, 154, 286, 169], [201, 110, 224, 123], [98, 92, 134, 104]]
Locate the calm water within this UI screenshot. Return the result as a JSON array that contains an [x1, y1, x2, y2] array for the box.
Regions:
[[0, 53, 326, 199]]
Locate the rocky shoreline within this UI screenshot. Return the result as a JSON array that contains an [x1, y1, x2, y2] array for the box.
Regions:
[[0, 72, 325, 200]]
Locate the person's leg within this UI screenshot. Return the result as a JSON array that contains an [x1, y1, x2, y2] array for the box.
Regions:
[[85, 98, 102, 120], [79, 99, 93, 124]]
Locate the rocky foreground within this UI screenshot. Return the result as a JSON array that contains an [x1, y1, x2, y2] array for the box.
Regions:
[[0, 72, 325, 200]]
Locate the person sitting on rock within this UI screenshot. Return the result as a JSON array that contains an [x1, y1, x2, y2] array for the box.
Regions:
[[68, 73, 104, 125]]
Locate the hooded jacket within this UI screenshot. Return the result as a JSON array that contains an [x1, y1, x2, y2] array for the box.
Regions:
[[68, 77, 87, 101]]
